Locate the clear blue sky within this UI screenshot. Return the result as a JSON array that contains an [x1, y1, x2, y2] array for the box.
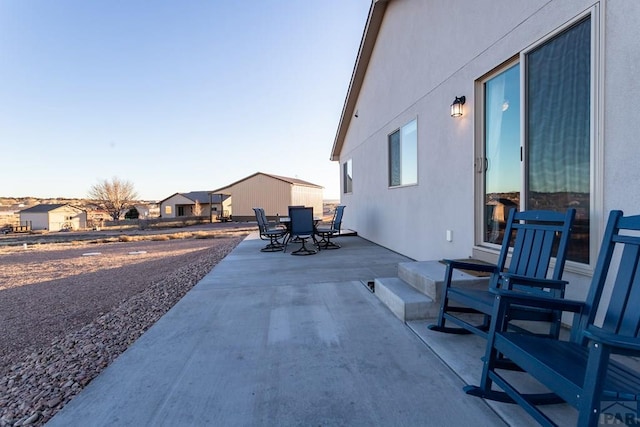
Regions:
[[0, 1, 370, 200]]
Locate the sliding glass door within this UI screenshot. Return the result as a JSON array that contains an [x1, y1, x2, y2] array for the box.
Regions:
[[526, 17, 591, 264], [480, 15, 592, 264], [484, 63, 520, 245]]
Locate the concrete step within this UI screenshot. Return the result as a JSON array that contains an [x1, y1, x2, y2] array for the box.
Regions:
[[374, 277, 437, 322], [398, 260, 490, 301]]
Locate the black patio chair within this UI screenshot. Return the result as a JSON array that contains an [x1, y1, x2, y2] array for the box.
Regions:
[[315, 205, 345, 249], [253, 207, 287, 252], [284, 207, 318, 255]]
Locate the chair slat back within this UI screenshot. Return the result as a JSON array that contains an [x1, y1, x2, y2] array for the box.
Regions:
[[490, 208, 576, 297], [493, 208, 576, 293], [582, 211, 640, 341], [290, 207, 314, 235]]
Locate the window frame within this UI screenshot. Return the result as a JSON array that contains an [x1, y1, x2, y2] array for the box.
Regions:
[[388, 118, 418, 188], [343, 159, 353, 194]]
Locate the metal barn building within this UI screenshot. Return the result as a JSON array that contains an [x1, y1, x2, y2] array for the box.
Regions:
[[212, 172, 323, 221]]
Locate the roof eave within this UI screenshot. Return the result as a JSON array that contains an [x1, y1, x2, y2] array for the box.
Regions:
[[330, 0, 391, 162]]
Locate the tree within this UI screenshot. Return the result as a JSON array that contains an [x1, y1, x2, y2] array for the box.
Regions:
[[88, 177, 139, 221], [193, 200, 202, 216]]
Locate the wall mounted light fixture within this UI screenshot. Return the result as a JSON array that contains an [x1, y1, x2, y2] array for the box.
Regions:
[[450, 96, 466, 117]]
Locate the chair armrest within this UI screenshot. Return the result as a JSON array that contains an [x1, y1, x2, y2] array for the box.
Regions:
[[583, 326, 640, 353], [500, 273, 568, 291], [442, 259, 499, 274], [490, 289, 585, 313]]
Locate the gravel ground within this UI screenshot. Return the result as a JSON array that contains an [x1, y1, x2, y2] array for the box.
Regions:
[[0, 234, 245, 426]]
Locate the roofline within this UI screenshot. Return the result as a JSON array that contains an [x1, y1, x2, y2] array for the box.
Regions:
[[19, 203, 84, 213], [330, 0, 391, 161], [158, 192, 180, 205], [211, 172, 264, 193]]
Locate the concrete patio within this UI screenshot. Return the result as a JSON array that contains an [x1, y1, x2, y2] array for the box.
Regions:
[[47, 232, 575, 426]]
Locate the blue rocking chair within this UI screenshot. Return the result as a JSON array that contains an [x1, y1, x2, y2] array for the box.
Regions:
[[466, 210, 640, 426]]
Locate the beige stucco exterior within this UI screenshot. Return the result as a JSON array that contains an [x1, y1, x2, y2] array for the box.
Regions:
[[332, 0, 640, 302], [159, 192, 230, 221]]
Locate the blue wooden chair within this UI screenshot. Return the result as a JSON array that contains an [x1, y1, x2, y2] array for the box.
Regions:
[[465, 210, 640, 426], [253, 207, 286, 252], [315, 205, 345, 249], [284, 207, 318, 255], [428, 208, 576, 339]]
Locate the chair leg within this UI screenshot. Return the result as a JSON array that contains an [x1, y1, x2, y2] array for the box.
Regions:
[[578, 341, 610, 426], [261, 235, 284, 252], [428, 264, 472, 334], [317, 232, 340, 249], [291, 237, 317, 256]]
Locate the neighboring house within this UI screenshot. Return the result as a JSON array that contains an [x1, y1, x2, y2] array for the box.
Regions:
[[212, 172, 324, 221], [159, 192, 231, 221], [332, 0, 640, 300], [86, 209, 111, 229], [132, 203, 159, 219], [19, 204, 87, 231]]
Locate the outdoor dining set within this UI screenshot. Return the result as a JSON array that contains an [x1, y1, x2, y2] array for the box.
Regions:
[[253, 205, 345, 256]]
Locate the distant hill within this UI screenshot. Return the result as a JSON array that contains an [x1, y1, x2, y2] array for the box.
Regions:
[[0, 197, 157, 209]]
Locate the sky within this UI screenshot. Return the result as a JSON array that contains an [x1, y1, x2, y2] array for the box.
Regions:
[[0, 1, 371, 201]]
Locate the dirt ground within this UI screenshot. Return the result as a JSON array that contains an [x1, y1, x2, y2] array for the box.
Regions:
[[0, 232, 247, 425], [0, 239, 220, 361]]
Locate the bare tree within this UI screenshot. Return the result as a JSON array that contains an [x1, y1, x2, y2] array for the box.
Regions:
[[88, 177, 139, 221], [193, 200, 202, 216]]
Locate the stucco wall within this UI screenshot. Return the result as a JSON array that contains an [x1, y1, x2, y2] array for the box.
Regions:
[[160, 194, 198, 218], [339, 0, 610, 268], [602, 1, 640, 215]]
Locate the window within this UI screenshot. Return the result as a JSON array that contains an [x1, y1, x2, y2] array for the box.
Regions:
[[479, 15, 593, 264], [343, 159, 353, 193], [389, 119, 417, 187], [165, 206, 172, 215]]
